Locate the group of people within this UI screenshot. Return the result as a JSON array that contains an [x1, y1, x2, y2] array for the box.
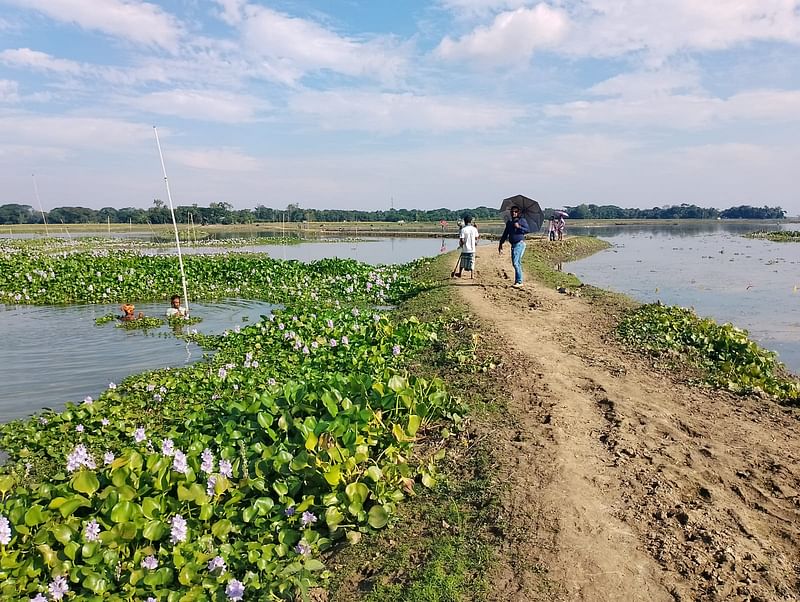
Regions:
[[452, 205, 567, 288], [118, 295, 188, 321], [547, 214, 566, 241]]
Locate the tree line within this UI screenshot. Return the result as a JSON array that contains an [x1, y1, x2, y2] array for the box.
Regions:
[[0, 200, 787, 225]]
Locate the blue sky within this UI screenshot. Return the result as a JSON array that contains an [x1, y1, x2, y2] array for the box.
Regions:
[[1, 0, 800, 213]]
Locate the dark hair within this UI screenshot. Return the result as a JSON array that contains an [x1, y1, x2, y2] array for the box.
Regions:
[[463, 214, 473, 224], [510, 206, 520, 212], [170, 294, 180, 302]]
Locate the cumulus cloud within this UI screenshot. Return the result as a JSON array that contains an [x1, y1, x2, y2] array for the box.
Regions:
[[0, 79, 20, 102], [238, 5, 406, 84], [289, 90, 525, 132], [126, 89, 266, 123], [588, 66, 703, 98], [435, 5, 570, 66], [438, 0, 533, 17], [169, 147, 261, 172], [0, 114, 153, 149], [2, 0, 183, 51]]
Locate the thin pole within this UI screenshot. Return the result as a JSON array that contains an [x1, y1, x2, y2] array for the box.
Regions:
[[153, 126, 190, 315], [31, 174, 49, 236]]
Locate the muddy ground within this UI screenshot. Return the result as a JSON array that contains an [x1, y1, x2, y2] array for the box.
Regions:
[[453, 247, 800, 602]]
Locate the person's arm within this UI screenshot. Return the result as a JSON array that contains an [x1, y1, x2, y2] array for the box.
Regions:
[[517, 218, 530, 234], [499, 222, 510, 251]]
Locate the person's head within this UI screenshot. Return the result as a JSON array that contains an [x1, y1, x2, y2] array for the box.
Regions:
[[121, 303, 135, 316], [510, 206, 520, 219], [464, 215, 473, 225], [550, 216, 555, 222], [170, 295, 181, 308]]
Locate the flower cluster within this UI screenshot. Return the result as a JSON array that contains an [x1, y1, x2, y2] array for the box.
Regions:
[[66, 444, 96, 472]]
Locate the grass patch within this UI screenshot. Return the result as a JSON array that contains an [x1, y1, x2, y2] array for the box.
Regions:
[[745, 230, 800, 242]]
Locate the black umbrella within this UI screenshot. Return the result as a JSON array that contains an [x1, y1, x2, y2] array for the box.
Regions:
[[499, 194, 544, 231]]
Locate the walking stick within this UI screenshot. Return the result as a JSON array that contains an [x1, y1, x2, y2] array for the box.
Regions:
[[451, 248, 462, 277]]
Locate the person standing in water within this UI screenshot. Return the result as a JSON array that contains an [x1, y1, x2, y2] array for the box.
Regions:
[[166, 294, 188, 317]]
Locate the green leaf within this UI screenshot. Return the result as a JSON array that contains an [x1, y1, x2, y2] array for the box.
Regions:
[[323, 465, 341, 486], [72, 471, 100, 496], [407, 414, 421, 436], [58, 495, 90, 518], [24, 505, 47, 526], [367, 505, 389, 529], [143, 520, 166, 541], [110, 500, 136, 523]]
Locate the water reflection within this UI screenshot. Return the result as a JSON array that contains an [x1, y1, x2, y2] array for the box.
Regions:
[[0, 299, 278, 422]]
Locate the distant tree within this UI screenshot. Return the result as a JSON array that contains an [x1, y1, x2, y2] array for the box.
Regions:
[[0, 203, 35, 224]]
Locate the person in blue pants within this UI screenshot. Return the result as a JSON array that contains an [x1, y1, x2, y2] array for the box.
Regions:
[[498, 205, 530, 287]]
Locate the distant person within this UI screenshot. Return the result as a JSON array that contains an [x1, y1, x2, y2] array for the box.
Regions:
[[548, 217, 557, 241], [557, 215, 566, 241], [119, 303, 144, 321], [166, 294, 188, 318], [498, 205, 530, 288], [454, 216, 479, 279]]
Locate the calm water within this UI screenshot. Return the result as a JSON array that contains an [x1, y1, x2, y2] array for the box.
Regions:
[[564, 224, 800, 374], [0, 300, 277, 422]]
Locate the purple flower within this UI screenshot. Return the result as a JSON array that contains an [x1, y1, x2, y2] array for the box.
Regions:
[[146, 384, 156, 392], [0, 514, 11, 545], [218, 367, 227, 379], [103, 451, 115, 465], [133, 427, 146, 443], [201, 448, 215, 474], [31, 595, 47, 602], [161, 438, 175, 457], [392, 344, 401, 356], [268, 378, 276, 386], [153, 393, 162, 402], [38, 417, 48, 425], [83, 519, 100, 542], [373, 314, 380, 322], [206, 475, 217, 497], [341, 336, 349, 345], [225, 579, 245, 601], [108, 382, 116, 390], [301, 511, 317, 526], [326, 319, 334, 329], [48, 576, 69, 600], [251, 360, 259, 368], [159, 385, 167, 394], [147, 598, 157, 602], [245, 352, 253, 362], [101, 418, 110, 426], [278, 322, 285, 330], [284, 506, 295, 516], [141, 555, 158, 570], [351, 308, 359, 317], [302, 346, 309, 354], [329, 338, 337, 347], [75, 424, 84, 433], [172, 450, 189, 474], [311, 341, 318, 349], [219, 459, 233, 478], [66, 444, 96, 472], [295, 542, 311, 555], [83, 396, 93, 405], [170, 514, 187, 544], [208, 555, 227, 574]]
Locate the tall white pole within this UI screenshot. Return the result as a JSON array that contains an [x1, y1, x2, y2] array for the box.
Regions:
[[153, 126, 190, 315], [31, 174, 49, 236]]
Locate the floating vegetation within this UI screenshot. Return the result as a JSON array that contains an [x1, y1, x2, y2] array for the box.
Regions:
[[167, 315, 203, 327], [94, 313, 117, 326], [744, 230, 800, 242], [0, 249, 464, 599], [617, 303, 800, 403], [116, 316, 165, 330]]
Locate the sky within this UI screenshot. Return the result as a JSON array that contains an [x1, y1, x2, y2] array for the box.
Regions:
[[1, 0, 800, 214]]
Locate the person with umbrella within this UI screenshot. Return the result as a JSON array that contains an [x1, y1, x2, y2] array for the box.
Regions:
[[498, 205, 530, 287]]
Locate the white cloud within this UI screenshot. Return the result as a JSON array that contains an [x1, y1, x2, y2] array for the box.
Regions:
[[0, 113, 154, 149], [2, 0, 183, 51], [546, 89, 800, 129], [126, 89, 266, 123], [562, 0, 800, 61], [438, 0, 532, 17], [239, 5, 406, 84], [169, 147, 261, 172], [0, 79, 20, 102], [0, 48, 83, 74], [214, 0, 246, 25], [289, 90, 525, 132], [588, 67, 702, 98], [436, 5, 570, 66]]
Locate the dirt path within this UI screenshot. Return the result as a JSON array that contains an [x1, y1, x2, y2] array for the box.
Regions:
[[454, 247, 800, 601]]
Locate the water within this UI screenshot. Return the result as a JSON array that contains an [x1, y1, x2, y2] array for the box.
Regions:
[[0, 299, 278, 422], [564, 224, 800, 374]]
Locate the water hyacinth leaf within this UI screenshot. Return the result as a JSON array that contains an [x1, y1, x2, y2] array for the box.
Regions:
[[179, 563, 198, 586], [71, 471, 100, 496], [51, 523, 74, 545], [345, 482, 369, 504], [365, 466, 383, 482], [24, 505, 47, 526], [141, 497, 161, 519], [211, 519, 233, 539], [0, 474, 15, 495], [325, 507, 344, 530], [110, 500, 137, 523], [143, 520, 166, 541], [304, 431, 318, 451], [83, 573, 109, 594], [305, 559, 325, 572], [421, 472, 437, 489], [367, 505, 389, 529], [254, 497, 274, 515], [242, 506, 257, 523], [323, 465, 341, 486], [388, 375, 407, 392], [407, 414, 421, 436], [64, 540, 80, 560]]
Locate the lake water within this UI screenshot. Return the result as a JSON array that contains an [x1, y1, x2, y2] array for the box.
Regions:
[[564, 223, 800, 375], [0, 299, 278, 423]]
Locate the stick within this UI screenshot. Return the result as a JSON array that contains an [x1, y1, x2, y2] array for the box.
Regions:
[[31, 174, 49, 236], [153, 126, 190, 315]]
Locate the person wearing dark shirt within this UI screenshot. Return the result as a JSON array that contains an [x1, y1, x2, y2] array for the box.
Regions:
[[498, 205, 530, 287]]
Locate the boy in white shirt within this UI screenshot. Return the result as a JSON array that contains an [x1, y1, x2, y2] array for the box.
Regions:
[[455, 216, 479, 279]]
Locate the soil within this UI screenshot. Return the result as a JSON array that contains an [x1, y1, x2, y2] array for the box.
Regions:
[[453, 246, 800, 601]]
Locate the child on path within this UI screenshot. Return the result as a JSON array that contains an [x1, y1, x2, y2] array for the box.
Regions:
[[454, 216, 479, 279], [548, 217, 557, 241]]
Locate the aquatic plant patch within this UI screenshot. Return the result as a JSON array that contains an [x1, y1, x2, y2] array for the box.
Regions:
[[0, 299, 463, 599], [617, 303, 800, 402], [744, 230, 800, 242]]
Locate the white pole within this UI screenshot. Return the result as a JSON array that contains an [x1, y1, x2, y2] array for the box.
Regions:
[[31, 174, 49, 236], [153, 126, 190, 315]]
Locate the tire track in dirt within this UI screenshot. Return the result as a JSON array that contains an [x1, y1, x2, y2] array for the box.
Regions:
[[455, 248, 800, 601]]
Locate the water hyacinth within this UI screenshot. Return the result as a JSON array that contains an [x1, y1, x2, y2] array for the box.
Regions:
[[225, 579, 245, 601], [0, 514, 11, 545], [141, 555, 158, 570], [103, 451, 115, 465], [208, 555, 227, 574], [170, 514, 188, 544], [301, 511, 317, 526], [75, 424, 84, 433], [48, 576, 69, 600], [83, 396, 93, 405], [66, 444, 96, 472], [133, 427, 146, 443], [30, 595, 47, 602], [161, 438, 175, 457], [295, 542, 311, 555], [83, 519, 101, 542], [200, 448, 215, 474], [219, 459, 233, 478], [206, 474, 217, 498], [101, 418, 110, 426], [172, 449, 189, 474]]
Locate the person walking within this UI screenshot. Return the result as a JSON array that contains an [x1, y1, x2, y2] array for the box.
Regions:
[[498, 205, 530, 287], [557, 215, 566, 241], [548, 217, 557, 241], [454, 215, 479, 278]]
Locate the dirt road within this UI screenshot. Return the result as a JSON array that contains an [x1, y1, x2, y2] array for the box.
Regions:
[[454, 247, 800, 601]]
